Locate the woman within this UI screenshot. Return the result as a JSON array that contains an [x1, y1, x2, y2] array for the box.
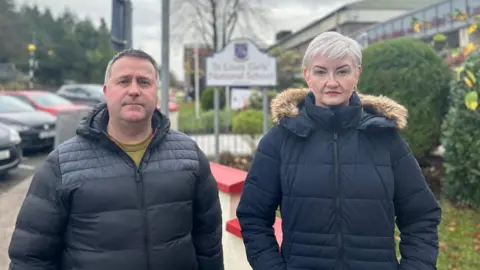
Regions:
[[236, 31, 441, 270]]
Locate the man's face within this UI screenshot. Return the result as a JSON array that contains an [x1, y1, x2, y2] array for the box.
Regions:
[[104, 56, 158, 124]]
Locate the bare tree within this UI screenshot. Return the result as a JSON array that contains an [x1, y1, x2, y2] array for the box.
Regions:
[[171, 0, 271, 52]]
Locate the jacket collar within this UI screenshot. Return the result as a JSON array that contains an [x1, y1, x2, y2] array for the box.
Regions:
[[76, 102, 170, 150], [304, 91, 363, 131], [271, 88, 408, 137]]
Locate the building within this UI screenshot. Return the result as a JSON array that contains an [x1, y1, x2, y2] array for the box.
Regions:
[[352, 0, 480, 48], [268, 0, 441, 56], [183, 45, 213, 96]]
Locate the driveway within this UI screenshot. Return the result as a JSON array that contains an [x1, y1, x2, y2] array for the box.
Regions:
[[0, 176, 31, 268]]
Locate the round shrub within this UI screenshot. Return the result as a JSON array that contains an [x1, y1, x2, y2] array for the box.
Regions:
[[200, 110, 233, 132], [232, 109, 273, 153], [442, 50, 480, 208], [358, 37, 452, 160], [232, 109, 266, 135], [200, 87, 225, 111]]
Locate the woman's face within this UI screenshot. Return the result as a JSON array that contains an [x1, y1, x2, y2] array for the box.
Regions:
[[304, 54, 361, 107]]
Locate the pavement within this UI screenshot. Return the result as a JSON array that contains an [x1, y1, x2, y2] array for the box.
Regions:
[[0, 150, 49, 269]]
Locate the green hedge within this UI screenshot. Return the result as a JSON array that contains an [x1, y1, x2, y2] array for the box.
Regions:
[[232, 109, 271, 134], [358, 37, 451, 159], [442, 50, 480, 208], [200, 87, 226, 111]]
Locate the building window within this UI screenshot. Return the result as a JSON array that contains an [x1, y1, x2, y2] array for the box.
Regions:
[[424, 7, 437, 35], [368, 29, 377, 43], [384, 23, 393, 38], [403, 15, 414, 34], [437, 2, 452, 30], [393, 19, 403, 37], [376, 27, 385, 41], [468, 0, 480, 15], [452, 0, 468, 28]]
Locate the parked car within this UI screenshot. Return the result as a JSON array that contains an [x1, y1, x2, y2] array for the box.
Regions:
[[0, 122, 22, 175], [0, 90, 89, 116], [56, 84, 105, 106], [0, 95, 57, 151]]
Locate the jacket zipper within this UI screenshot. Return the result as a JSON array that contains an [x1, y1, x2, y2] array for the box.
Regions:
[[135, 166, 151, 270], [102, 130, 162, 270], [333, 131, 343, 269], [114, 150, 151, 270], [135, 137, 157, 270]]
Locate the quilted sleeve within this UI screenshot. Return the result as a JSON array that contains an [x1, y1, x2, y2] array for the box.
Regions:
[[236, 126, 286, 270], [8, 149, 68, 270], [391, 132, 442, 270]]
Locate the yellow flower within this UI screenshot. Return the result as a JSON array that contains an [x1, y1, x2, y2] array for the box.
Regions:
[[468, 23, 478, 33], [413, 22, 422, 33], [463, 42, 476, 56]]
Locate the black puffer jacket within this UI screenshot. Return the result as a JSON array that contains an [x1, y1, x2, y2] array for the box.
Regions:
[[237, 89, 441, 270], [8, 104, 224, 270]]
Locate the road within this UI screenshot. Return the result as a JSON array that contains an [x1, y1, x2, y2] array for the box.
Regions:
[[0, 149, 50, 269], [0, 149, 49, 194]]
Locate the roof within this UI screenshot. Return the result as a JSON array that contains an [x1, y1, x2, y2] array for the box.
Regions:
[[269, 0, 441, 50], [349, 0, 440, 9], [349, 0, 452, 38]]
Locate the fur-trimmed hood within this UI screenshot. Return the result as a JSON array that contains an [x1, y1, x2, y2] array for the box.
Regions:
[[270, 88, 408, 130]]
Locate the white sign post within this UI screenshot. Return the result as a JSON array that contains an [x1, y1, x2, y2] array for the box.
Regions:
[[206, 39, 277, 161]]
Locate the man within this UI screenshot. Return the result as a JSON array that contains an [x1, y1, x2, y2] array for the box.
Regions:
[[8, 49, 224, 270]]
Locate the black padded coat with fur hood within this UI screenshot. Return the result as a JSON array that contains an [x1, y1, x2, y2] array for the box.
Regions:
[[237, 89, 441, 270]]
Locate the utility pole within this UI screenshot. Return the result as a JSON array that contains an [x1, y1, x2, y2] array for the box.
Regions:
[[194, 41, 200, 119], [124, 0, 133, 48], [27, 32, 36, 89], [111, 0, 133, 51], [160, 0, 170, 117]]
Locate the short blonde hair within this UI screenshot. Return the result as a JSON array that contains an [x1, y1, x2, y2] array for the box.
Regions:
[[302, 31, 362, 69]]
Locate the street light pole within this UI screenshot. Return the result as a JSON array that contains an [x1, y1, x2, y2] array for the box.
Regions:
[[160, 0, 170, 116], [160, 0, 170, 117], [194, 41, 200, 119], [27, 32, 36, 89]]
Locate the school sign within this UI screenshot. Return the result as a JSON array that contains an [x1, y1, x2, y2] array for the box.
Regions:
[[206, 39, 277, 87]]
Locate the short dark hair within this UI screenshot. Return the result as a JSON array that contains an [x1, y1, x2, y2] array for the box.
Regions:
[[104, 49, 159, 84]]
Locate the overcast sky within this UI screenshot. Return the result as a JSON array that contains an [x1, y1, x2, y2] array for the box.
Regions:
[[14, 0, 353, 81]]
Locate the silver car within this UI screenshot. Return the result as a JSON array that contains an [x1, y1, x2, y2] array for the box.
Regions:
[[56, 84, 105, 107]]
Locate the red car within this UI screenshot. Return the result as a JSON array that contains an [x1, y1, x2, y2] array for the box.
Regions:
[[0, 90, 89, 116]]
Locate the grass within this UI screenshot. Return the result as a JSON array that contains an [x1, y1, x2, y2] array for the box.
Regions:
[[428, 199, 480, 270], [276, 199, 479, 269]]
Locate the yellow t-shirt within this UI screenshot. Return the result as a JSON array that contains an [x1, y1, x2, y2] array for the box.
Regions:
[[110, 133, 153, 167]]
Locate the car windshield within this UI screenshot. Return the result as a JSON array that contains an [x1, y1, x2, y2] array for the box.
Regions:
[[0, 95, 36, 113], [29, 92, 72, 106], [84, 85, 104, 97]]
